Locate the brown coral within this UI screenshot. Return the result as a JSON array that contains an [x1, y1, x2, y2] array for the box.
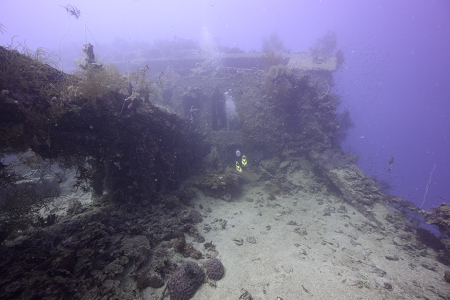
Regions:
[[190, 249, 203, 260], [173, 236, 186, 253]]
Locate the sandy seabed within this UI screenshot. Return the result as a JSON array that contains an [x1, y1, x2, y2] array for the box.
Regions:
[[140, 179, 450, 300]]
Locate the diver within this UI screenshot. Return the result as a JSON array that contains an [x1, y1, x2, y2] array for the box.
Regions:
[[235, 149, 247, 172]]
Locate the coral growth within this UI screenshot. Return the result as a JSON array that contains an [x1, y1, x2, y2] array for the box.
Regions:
[[205, 258, 224, 280], [73, 63, 127, 108], [267, 64, 291, 81], [416, 227, 445, 252], [135, 269, 164, 289], [310, 31, 338, 62], [168, 261, 204, 300], [1, 45, 204, 204], [427, 203, 450, 238], [261, 32, 285, 68]]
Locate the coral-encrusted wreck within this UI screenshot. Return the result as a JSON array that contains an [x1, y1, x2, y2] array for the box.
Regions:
[[0, 46, 205, 203], [1, 43, 449, 300]]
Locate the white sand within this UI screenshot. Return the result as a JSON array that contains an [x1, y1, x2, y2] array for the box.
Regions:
[[157, 179, 450, 300]]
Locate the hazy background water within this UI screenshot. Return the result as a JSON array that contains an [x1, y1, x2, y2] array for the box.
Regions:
[[1, 0, 449, 210]]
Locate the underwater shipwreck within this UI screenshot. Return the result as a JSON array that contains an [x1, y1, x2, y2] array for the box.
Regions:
[[1, 40, 450, 300]]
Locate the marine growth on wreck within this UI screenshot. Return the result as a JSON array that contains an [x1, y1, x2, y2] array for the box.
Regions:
[[0, 30, 449, 300]]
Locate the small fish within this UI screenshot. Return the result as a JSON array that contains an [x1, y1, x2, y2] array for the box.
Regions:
[[388, 156, 394, 165], [360, 136, 365, 138]]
